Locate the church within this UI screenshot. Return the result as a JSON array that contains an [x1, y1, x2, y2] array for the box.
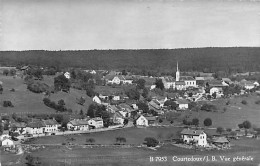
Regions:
[[161, 62, 196, 90]]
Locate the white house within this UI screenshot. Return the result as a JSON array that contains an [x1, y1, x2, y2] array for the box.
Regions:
[[111, 112, 125, 125], [93, 95, 102, 104], [67, 119, 89, 131], [1, 138, 14, 147], [43, 119, 60, 133], [254, 81, 259, 87], [135, 115, 148, 127], [64, 72, 71, 79], [175, 99, 189, 110], [113, 95, 120, 101], [0, 134, 10, 141], [26, 120, 46, 135], [88, 117, 104, 129], [181, 129, 207, 147]]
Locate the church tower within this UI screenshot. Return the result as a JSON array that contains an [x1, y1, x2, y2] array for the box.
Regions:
[[176, 61, 180, 81]]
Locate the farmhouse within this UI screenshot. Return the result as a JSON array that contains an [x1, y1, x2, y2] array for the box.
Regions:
[[135, 115, 148, 127], [43, 119, 60, 133], [110, 112, 125, 125], [26, 120, 46, 135], [93, 95, 102, 104], [105, 75, 133, 85], [240, 80, 255, 90], [175, 99, 189, 110], [67, 119, 89, 131], [211, 137, 230, 148], [9, 122, 27, 135], [1, 138, 14, 147], [88, 117, 104, 129], [181, 128, 207, 147]]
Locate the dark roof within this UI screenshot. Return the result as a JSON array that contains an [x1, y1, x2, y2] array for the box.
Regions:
[[180, 76, 195, 81], [176, 99, 189, 104], [175, 81, 185, 85], [68, 119, 89, 126], [148, 100, 161, 110], [145, 116, 156, 121], [10, 122, 26, 128], [43, 119, 59, 126], [181, 129, 205, 136], [27, 120, 46, 128], [212, 137, 229, 143]]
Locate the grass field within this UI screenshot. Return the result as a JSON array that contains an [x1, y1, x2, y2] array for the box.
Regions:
[[0, 75, 93, 115], [181, 94, 260, 129], [2, 137, 260, 166]]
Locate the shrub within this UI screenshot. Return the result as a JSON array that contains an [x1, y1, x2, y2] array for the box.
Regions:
[[144, 137, 159, 147], [27, 82, 49, 93], [201, 104, 217, 112], [3, 101, 14, 107], [241, 100, 247, 105], [255, 100, 260, 105], [216, 127, 224, 134], [203, 118, 212, 127]]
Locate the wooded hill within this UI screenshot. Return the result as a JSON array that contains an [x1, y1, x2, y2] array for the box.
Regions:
[[0, 47, 260, 73]]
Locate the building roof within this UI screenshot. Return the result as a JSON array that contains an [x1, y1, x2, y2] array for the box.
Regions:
[[181, 129, 205, 136], [69, 119, 89, 126], [180, 76, 195, 81], [222, 78, 232, 83], [144, 116, 156, 121], [27, 120, 46, 128], [175, 81, 185, 85], [207, 80, 227, 87], [148, 100, 161, 110], [90, 117, 103, 122], [195, 77, 205, 81], [164, 76, 175, 82], [212, 137, 229, 143], [175, 99, 189, 105], [43, 119, 59, 126], [10, 122, 27, 128]]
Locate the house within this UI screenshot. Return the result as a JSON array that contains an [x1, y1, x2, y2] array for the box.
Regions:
[[145, 116, 157, 125], [64, 72, 71, 79], [211, 137, 230, 148], [110, 112, 125, 125], [148, 100, 161, 110], [175, 99, 189, 110], [67, 119, 89, 131], [26, 120, 46, 135], [240, 80, 255, 90], [93, 95, 102, 104], [1, 138, 14, 147], [88, 117, 104, 129], [112, 95, 120, 101], [43, 119, 60, 133], [105, 75, 133, 85], [0, 134, 10, 141], [9, 122, 27, 135], [222, 78, 233, 84], [118, 103, 134, 113], [107, 105, 120, 113], [135, 115, 148, 127], [253, 81, 259, 87], [180, 76, 197, 88], [210, 87, 223, 96], [181, 128, 207, 147]]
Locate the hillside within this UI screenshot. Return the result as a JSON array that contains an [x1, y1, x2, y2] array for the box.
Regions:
[[0, 47, 260, 73]]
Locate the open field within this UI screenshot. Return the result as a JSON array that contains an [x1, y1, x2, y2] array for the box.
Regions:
[[0, 75, 93, 115], [181, 93, 260, 129], [2, 137, 260, 166]]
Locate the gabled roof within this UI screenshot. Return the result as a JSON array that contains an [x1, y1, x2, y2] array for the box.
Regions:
[[118, 103, 133, 111], [175, 99, 189, 105], [181, 129, 205, 136], [10, 122, 26, 128], [43, 119, 59, 126], [89, 117, 103, 122], [180, 76, 195, 81], [175, 81, 185, 85], [144, 116, 156, 121], [164, 76, 175, 82], [69, 119, 89, 126], [148, 100, 161, 110], [27, 120, 46, 128], [212, 137, 229, 143]]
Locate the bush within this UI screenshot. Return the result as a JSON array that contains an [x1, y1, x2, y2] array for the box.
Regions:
[[144, 137, 159, 147], [27, 82, 49, 93], [201, 103, 217, 112], [3, 101, 14, 107], [203, 118, 212, 127], [255, 100, 260, 105], [241, 100, 247, 105]]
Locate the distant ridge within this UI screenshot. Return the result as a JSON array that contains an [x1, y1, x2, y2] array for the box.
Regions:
[[0, 47, 260, 73]]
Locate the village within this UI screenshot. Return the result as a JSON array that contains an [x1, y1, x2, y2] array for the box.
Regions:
[[1, 62, 260, 164]]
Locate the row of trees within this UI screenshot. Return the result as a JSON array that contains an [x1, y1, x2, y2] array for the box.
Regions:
[[87, 104, 110, 127], [43, 98, 72, 113], [2, 69, 16, 76]]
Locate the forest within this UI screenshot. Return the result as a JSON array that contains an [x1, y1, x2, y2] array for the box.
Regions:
[[0, 47, 260, 74]]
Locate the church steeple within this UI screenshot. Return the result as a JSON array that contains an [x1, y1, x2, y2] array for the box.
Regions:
[[176, 61, 180, 81]]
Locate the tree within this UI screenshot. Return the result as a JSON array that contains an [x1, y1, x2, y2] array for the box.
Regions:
[[54, 74, 70, 92], [155, 79, 164, 90], [86, 138, 95, 144], [142, 87, 149, 98], [3, 69, 9, 76], [0, 84, 3, 94], [87, 104, 96, 118], [10, 69, 16, 76], [144, 137, 159, 147], [25, 155, 41, 166], [192, 118, 199, 126], [242, 120, 251, 129], [203, 118, 212, 127], [136, 102, 149, 113], [116, 137, 126, 144], [136, 79, 146, 89], [123, 119, 129, 126], [125, 87, 140, 100], [58, 99, 65, 106], [159, 119, 163, 123], [164, 100, 178, 110], [3, 101, 14, 107], [86, 86, 96, 97], [212, 92, 217, 99], [77, 97, 85, 105], [121, 69, 127, 76], [241, 100, 247, 105], [216, 127, 224, 135]]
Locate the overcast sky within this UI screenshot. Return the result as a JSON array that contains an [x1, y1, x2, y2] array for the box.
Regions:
[[1, 0, 260, 50]]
